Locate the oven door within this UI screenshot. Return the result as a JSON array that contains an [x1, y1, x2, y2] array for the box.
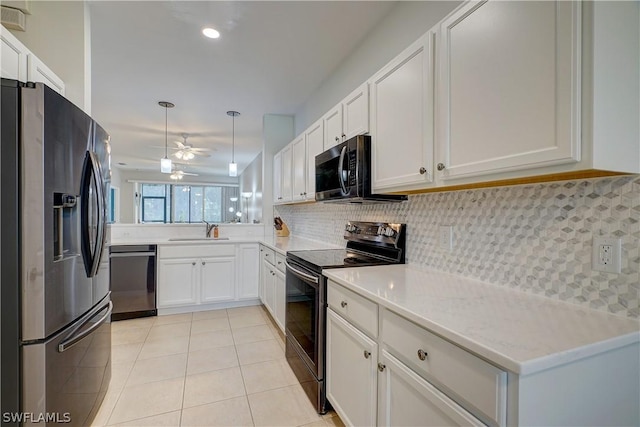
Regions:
[[285, 259, 324, 378]]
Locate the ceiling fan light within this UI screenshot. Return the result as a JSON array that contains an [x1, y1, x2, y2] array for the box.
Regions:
[[184, 151, 195, 161], [229, 162, 238, 177], [175, 151, 183, 159], [161, 157, 172, 173]]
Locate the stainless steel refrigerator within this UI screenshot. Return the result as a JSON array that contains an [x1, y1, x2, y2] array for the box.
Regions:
[[1, 79, 112, 426]]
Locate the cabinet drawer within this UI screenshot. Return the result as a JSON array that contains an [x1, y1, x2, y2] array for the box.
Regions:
[[260, 246, 275, 266], [327, 281, 377, 339], [160, 244, 235, 259], [275, 252, 286, 273], [382, 309, 506, 427]]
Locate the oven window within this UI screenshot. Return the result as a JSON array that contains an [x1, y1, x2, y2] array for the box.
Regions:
[[286, 269, 319, 368]]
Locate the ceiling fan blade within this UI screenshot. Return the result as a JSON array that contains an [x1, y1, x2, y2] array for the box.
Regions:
[[173, 141, 187, 149], [183, 172, 199, 176], [191, 147, 215, 152]]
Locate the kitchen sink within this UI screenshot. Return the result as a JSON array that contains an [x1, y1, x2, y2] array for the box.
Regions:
[[167, 237, 230, 241]]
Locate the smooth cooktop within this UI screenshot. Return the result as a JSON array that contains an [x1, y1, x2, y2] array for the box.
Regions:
[[287, 249, 393, 273]]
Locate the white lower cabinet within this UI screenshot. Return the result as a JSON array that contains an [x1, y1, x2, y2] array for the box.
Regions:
[[200, 256, 235, 303], [157, 258, 198, 307], [327, 309, 378, 427], [378, 350, 483, 427], [326, 280, 505, 427], [274, 268, 286, 331], [262, 259, 276, 317], [158, 244, 258, 311]]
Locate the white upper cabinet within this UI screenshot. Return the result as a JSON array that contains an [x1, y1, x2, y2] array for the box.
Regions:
[[1, 25, 27, 81], [369, 31, 436, 192], [291, 134, 307, 202], [0, 26, 65, 95], [342, 83, 369, 141], [323, 104, 344, 150], [273, 151, 283, 204], [324, 82, 370, 151], [436, 1, 580, 182], [27, 54, 65, 95], [280, 144, 293, 203], [305, 119, 324, 201]]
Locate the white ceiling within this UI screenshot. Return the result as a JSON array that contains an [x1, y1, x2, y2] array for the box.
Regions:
[[90, 1, 396, 177]]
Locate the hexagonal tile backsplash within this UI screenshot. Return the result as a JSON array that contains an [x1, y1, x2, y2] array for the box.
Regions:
[[275, 176, 640, 319]]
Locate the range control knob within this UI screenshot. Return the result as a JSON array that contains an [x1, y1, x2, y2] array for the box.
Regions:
[[345, 224, 358, 233], [383, 227, 395, 237]]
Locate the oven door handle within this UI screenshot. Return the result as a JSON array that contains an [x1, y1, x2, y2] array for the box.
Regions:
[[285, 261, 319, 284]]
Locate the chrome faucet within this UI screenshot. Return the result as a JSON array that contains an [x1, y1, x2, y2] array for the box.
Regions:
[[204, 221, 215, 237]]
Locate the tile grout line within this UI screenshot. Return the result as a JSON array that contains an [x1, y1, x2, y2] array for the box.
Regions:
[[230, 311, 257, 427], [178, 314, 194, 426]]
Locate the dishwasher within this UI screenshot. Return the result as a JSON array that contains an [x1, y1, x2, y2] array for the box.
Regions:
[[109, 245, 157, 320]]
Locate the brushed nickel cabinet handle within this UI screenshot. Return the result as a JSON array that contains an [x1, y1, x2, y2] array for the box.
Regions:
[[437, 163, 446, 171], [364, 350, 371, 359], [340, 301, 347, 308], [419, 167, 427, 175], [417, 349, 428, 361], [378, 362, 386, 372], [192, 262, 196, 266]]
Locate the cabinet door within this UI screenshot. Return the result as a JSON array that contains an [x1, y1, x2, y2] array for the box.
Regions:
[[437, 0, 580, 181], [1, 26, 28, 81], [280, 145, 293, 203], [304, 119, 324, 200], [200, 257, 236, 303], [262, 260, 276, 317], [343, 83, 369, 140], [291, 135, 307, 202], [323, 104, 344, 150], [326, 309, 377, 427], [369, 31, 435, 192], [273, 151, 282, 203], [237, 244, 259, 300], [378, 350, 484, 427], [274, 268, 286, 332], [157, 258, 198, 307], [27, 54, 65, 95]]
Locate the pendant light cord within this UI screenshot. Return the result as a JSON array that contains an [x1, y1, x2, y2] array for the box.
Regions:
[[165, 105, 168, 159], [232, 114, 235, 163]]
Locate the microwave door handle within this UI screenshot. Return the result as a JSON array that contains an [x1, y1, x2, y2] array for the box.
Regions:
[[338, 145, 348, 194]]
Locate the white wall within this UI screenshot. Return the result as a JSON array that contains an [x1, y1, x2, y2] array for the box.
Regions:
[[115, 168, 239, 223], [294, 1, 461, 135], [239, 152, 262, 224], [8, 1, 89, 111]]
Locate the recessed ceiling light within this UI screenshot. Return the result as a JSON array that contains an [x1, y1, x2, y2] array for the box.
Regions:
[[202, 28, 220, 39]]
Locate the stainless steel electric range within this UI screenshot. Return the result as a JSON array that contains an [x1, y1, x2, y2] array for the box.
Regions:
[[284, 221, 406, 414]]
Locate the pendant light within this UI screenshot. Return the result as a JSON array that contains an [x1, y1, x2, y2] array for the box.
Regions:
[[159, 101, 175, 173], [227, 110, 240, 177]]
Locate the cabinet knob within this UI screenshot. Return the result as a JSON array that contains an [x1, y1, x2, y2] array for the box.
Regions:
[[436, 163, 446, 171], [419, 167, 427, 175], [341, 133, 346, 139], [335, 136, 339, 142], [363, 350, 371, 359], [377, 362, 386, 372], [192, 262, 196, 266], [202, 261, 205, 266], [303, 192, 307, 195], [417, 349, 428, 361], [340, 301, 348, 308]]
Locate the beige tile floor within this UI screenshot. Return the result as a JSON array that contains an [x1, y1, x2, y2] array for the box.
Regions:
[[92, 305, 345, 427]]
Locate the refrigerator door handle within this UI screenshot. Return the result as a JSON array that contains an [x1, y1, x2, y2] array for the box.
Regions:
[[80, 150, 105, 277], [58, 300, 112, 353]]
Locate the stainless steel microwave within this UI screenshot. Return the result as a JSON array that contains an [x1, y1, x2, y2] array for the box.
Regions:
[[314, 135, 407, 203]]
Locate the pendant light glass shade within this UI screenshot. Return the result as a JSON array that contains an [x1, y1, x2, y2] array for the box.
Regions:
[[227, 110, 240, 177], [159, 101, 175, 173]]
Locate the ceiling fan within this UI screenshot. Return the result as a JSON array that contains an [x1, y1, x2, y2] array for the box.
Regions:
[[173, 133, 213, 160], [169, 166, 199, 180]]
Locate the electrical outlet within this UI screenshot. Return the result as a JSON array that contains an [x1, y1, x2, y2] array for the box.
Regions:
[[592, 237, 621, 274], [439, 226, 453, 252]]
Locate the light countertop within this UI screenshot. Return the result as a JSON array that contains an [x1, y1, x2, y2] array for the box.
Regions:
[[323, 264, 640, 375], [109, 235, 340, 255]]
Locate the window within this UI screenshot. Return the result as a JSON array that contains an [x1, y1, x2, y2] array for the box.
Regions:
[[139, 183, 239, 223], [107, 186, 119, 223], [141, 184, 171, 223]]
